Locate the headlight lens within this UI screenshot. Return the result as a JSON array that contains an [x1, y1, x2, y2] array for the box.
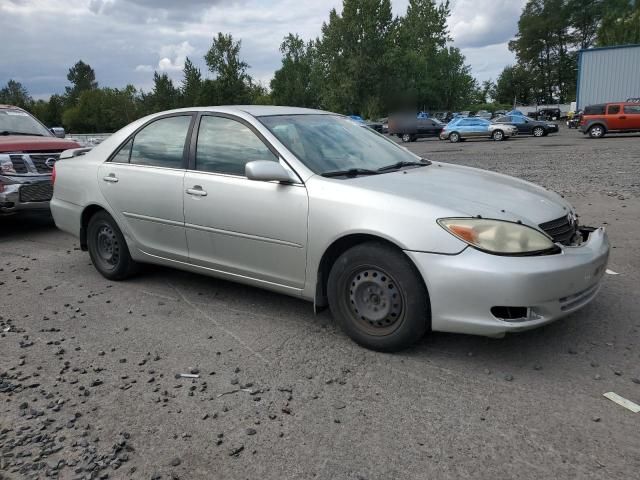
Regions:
[[438, 218, 556, 254]]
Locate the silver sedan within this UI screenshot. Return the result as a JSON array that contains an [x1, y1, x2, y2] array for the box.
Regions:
[[50, 106, 609, 351]]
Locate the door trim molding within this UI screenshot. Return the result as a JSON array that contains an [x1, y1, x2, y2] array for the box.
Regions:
[[185, 222, 303, 248], [122, 211, 184, 228]]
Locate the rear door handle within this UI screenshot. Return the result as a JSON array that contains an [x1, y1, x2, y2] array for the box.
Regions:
[[186, 186, 207, 197], [103, 174, 118, 183]]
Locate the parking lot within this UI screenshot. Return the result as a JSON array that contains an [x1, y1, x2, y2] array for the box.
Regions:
[[1, 126, 639, 479]]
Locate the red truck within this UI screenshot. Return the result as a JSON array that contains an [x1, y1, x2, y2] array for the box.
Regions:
[[0, 105, 80, 215]]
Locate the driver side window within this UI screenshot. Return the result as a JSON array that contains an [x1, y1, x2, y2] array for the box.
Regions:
[[195, 116, 277, 176]]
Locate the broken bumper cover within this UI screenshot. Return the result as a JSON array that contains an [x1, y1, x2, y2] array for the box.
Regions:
[[0, 176, 53, 214], [406, 227, 610, 337]]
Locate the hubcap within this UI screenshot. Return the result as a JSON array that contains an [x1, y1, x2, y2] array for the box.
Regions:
[[96, 225, 120, 267], [348, 268, 404, 336], [534, 128, 543, 136], [494, 131, 503, 140], [402, 134, 410, 142], [592, 127, 602, 137]]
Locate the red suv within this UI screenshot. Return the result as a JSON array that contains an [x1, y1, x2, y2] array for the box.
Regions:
[[579, 102, 640, 138]]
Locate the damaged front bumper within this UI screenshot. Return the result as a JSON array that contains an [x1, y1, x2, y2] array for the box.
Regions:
[[406, 227, 610, 337], [0, 175, 53, 215]]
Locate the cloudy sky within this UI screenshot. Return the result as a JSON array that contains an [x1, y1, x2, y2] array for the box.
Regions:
[[0, 0, 527, 99]]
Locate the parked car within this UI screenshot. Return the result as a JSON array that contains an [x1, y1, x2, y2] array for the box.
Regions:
[[532, 108, 562, 121], [475, 110, 492, 120], [579, 102, 640, 138], [492, 110, 507, 119], [440, 117, 518, 142], [388, 114, 444, 142], [1, 105, 81, 215], [349, 115, 384, 133], [50, 106, 609, 352], [493, 115, 559, 137]]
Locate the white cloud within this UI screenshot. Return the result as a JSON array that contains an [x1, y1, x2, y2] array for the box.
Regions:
[[134, 64, 154, 73]]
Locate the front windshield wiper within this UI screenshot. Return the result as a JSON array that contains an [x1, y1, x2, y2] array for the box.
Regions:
[[0, 130, 44, 136], [376, 159, 431, 172], [320, 168, 381, 178]]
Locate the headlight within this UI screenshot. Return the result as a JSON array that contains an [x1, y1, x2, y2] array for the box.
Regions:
[[0, 154, 17, 175], [437, 218, 557, 254]]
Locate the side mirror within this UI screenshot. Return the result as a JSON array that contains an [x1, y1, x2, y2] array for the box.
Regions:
[[50, 127, 66, 138], [245, 160, 295, 183]]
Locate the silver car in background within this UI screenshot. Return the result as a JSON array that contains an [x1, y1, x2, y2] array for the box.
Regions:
[[50, 106, 609, 351]]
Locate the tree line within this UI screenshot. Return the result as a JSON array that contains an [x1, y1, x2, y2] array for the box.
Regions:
[[492, 0, 640, 106], [1, 0, 484, 133], [2, 0, 639, 133]]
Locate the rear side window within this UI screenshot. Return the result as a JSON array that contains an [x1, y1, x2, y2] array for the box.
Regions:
[[128, 115, 192, 168], [584, 105, 606, 115], [623, 105, 640, 114], [607, 105, 620, 114], [495, 116, 510, 123], [195, 116, 277, 176]]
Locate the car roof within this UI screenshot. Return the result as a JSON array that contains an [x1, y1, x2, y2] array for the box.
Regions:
[[148, 105, 335, 117], [0, 104, 25, 111]]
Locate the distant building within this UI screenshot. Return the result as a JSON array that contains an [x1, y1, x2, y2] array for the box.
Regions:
[[577, 44, 640, 109]]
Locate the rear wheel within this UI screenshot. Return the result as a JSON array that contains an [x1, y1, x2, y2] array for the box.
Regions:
[[588, 125, 605, 138], [449, 132, 460, 143], [87, 211, 138, 280], [492, 130, 504, 141], [401, 133, 412, 143], [327, 242, 429, 352], [532, 126, 545, 137]]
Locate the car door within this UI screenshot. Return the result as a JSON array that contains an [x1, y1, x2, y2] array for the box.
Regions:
[[623, 104, 640, 130], [98, 114, 193, 262], [183, 114, 308, 290], [510, 116, 529, 134], [605, 104, 623, 130]]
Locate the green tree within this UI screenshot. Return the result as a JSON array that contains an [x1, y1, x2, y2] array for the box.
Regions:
[[63, 86, 140, 133], [597, 0, 640, 46], [181, 57, 203, 107], [65, 60, 98, 105], [494, 65, 535, 105], [29, 94, 65, 127], [316, 0, 394, 116], [271, 34, 318, 107], [567, 0, 604, 49], [0, 80, 32, 109], [140, 72, 180, 114], [204, 33, 252, 104]]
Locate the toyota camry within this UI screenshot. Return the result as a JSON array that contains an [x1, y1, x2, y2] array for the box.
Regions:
[[50, 106, 609, 351]]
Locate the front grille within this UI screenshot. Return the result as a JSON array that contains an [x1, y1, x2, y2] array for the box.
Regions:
[[19, 182, 53, 202], [8, 155, 29, 174], [29, 153, 60, 173], [539, 215, 577, 245]]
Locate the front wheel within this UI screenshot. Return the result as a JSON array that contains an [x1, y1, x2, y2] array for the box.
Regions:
[[87, 211, 138, 280], [492, 130, 504, 141], [401, 133, 411, 143], [449, 132, 460, 143], [588, 125, 605, 138], [532, 126, 545, 137], [327, 242, 429, 352]]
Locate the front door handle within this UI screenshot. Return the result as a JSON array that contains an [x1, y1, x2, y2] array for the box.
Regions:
[[103, 174, 118, 183], [186, 186, 207, 197], [619, 116, 627, 119]]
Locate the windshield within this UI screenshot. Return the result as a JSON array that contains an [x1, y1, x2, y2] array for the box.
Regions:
[[260, 114, 422, 174], [0, 109, 51, 136]]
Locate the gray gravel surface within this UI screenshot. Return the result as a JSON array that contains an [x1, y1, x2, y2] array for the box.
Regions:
[[1, 127, 639, 479]]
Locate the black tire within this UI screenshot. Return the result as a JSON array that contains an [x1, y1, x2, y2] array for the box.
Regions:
[[588, 125, 605, 138], [449, 132, 460, 143], [410, 135, 417, 142], [492, 129, 505, 141], [327, 242, 429, 352], [532, 126, 545, 137], [87, 211, 138, 280], [401, 133, 411, 143]]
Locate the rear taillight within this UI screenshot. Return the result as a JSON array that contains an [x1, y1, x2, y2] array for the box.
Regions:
[[51, 164, 56, 185]]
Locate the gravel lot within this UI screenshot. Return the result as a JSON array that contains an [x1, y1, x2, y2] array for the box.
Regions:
[[1, 125, 639, 479]]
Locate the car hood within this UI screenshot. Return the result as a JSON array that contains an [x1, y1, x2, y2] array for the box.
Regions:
[[0, 135, 81, 153], [344, 162, 571, 227]]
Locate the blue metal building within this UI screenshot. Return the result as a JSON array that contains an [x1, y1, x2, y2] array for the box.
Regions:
[[576, 44, 640, 109]]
